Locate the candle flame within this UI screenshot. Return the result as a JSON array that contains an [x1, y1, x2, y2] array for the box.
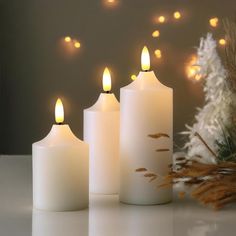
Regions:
[[55, 98, 64, 124], [103, 67, 112, 92], [141, 46, 150, 71]]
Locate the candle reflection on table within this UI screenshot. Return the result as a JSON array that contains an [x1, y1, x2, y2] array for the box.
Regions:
[[89, 194, 173, 236], [32, 209, 88, 236]]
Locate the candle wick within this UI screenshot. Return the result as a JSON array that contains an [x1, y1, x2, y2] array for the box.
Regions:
[[144, 70, 149, 72], [57, 122, 63, 125], [105, 91, 110, 94]]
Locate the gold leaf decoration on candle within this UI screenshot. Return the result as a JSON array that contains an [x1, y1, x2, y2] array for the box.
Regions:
[[135, 168, 147, 172], [156, 148, 170, 152], [148, 133, 170, 139], [178, 191, 186, 199], [136, 168, 160, 183], [149, 176, 157, 182], [158, 182, 172, 188], [144, 173, 157, 177]]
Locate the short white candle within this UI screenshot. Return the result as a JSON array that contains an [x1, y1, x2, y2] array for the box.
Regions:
[[120, 46, 173, 205], [33, 98, 89, 211], [84, 68, 120, 194]]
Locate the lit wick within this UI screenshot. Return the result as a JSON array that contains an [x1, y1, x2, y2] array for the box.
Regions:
[[55, 98, 64, 125], [103, 67, 112, 93], [141, 46, 150, 72]]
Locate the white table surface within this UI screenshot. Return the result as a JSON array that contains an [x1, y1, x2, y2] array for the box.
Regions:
[[0, 155, 235, 236]]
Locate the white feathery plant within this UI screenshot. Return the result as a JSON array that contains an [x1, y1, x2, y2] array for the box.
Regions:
[[183, 33, 235, 163]]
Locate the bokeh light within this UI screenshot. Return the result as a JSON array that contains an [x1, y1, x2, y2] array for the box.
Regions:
[[59, 36, 82, 58], [152, 30, 160, 38], [102, 0, 119, 8], [185, 55, 202, 82], [131, 74, 137, 80], [154, 49, 162, 59], [74, 41, 81, 48], [209, 17, 219, 27], [173, 11, 181, 19], [158, 16, 166, 23], [219, 38, 226, 46], [64, 36, 71, 43]]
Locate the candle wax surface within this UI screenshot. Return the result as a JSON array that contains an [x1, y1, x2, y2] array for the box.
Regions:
[[33, 124, 89, 211], [120, 70, 173, 205], [84, 93, 120, 194]]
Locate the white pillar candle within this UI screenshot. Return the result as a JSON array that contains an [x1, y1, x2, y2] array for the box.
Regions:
[[33, 98, 89, 211], [84, 67, 120, 194], [120, 46, 173, 205]]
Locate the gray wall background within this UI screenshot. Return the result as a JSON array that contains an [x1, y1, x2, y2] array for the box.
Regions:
[[0, 0, 234, 154]]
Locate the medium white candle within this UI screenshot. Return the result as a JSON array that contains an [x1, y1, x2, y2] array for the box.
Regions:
[[120, 46, 173, 205], [84, 68, 120, 194], [33, 99, 89, 211]]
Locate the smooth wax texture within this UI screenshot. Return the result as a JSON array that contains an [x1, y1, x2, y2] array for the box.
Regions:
[[120, 71, 173, 205], [33, 124, 89, 211], [84, 93, 120, 194]]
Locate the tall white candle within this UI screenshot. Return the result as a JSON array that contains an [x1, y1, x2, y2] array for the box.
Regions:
[[33, 98, 89, 211], [84, 68, 120, 194], [120, 46, 173, 205]]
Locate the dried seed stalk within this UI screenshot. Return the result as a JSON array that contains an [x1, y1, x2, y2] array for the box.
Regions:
[[148, 133, 170, 139]]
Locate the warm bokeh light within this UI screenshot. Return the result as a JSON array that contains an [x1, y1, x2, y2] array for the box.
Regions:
[[74, 41, 81, 48], [194, 74, 202, 81], [64, 36, 71, 43], [152, 30, 160, 38], [131, 74, 137, 81], [219, 38, 226, 46], [55, 98, 64, 124], [102, 0, 119, 8], [173, 11, 181, 19], [209, 17, 219, 27], [158, 16, 166, 23], [103, 67, 112, 92], [154, 49, 162, 59], [185, 55, 202, 82], [141, 46, 150, 71], [60, 37, 81, 58]]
